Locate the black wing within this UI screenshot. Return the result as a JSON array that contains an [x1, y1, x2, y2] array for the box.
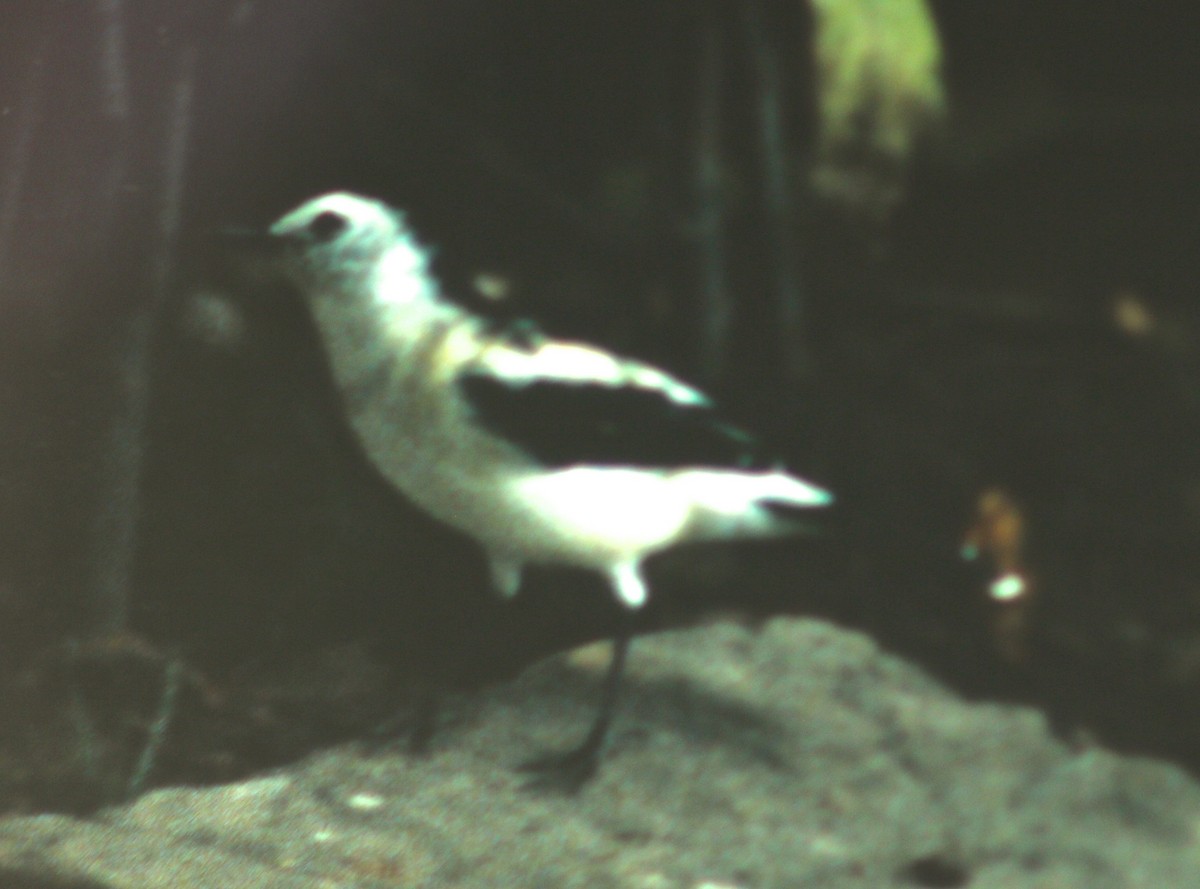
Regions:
[[460, 374, 776, 470]]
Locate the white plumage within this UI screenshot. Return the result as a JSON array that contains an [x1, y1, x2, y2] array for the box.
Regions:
[[266, 191, 833, 613], [261, 191, 832, 788]]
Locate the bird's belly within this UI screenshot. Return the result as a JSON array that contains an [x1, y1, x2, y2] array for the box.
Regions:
[[411, 464, 690, 569]]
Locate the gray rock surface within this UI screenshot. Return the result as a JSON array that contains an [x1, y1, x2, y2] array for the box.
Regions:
[[2, 618, 1198, 888]]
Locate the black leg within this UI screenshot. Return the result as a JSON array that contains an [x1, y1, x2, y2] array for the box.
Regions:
[[406, 685, 440, 755], [367, 684, 440, 756], [519, 625, 631, 794]]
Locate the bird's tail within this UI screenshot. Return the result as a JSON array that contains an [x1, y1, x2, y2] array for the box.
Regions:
[[672, 469, 833, 540]]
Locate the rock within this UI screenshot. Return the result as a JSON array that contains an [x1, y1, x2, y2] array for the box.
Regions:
[[2, 619, 1198, 888]]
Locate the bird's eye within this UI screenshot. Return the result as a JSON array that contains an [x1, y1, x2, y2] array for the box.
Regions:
[[308, 210, 348, 243]]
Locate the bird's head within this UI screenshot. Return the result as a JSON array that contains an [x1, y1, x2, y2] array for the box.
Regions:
[[266, 192, 436, 309]]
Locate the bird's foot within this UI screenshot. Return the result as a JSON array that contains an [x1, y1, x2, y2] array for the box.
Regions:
[[364, 692, 439, 756], [517, 741, 603, 794]]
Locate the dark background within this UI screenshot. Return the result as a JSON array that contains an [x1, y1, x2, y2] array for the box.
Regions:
[[1, 1, 1199, 811]]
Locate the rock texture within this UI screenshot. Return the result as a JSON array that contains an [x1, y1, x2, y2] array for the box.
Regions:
[[2, 619, 1198, 888]]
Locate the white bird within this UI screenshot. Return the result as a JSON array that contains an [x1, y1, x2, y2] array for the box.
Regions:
[[260, 191, 833, 788]]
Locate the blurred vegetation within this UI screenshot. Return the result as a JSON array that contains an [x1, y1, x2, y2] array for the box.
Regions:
[[809, 0, 945, 217]]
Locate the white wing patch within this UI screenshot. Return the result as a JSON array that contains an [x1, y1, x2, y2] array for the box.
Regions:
[[480, 340, 709, 406], [669, 469, 832, 513], [510, 467, 692, 554]]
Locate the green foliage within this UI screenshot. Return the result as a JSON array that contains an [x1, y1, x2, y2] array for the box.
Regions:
[[809, 0, 945, 216]]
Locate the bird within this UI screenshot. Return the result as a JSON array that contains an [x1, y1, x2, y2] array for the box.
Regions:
[[256, 191, 834, 790]]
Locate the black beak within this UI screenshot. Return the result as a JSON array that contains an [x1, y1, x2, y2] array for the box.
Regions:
[[218, 225, 287, 259]]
